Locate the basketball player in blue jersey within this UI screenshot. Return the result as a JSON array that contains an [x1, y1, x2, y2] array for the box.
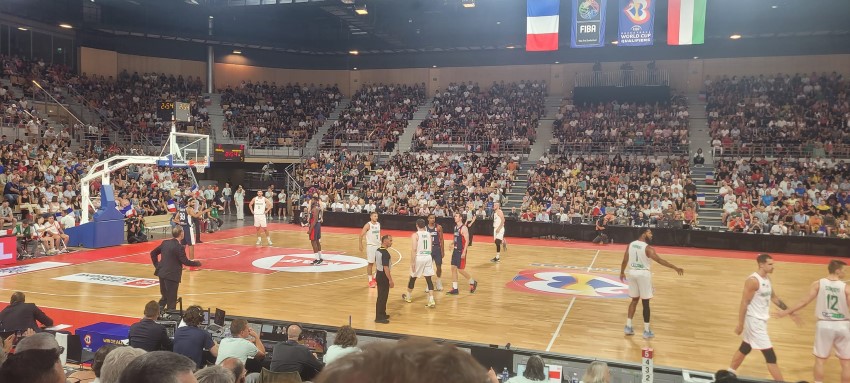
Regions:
[[307, 195, 323, 265], [426, 214, 445, 291], [448, 212, 477, 295], [171, 197, 207, 270]]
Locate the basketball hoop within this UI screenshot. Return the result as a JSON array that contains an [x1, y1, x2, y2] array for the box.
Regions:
[[188, 160, 207, 174]]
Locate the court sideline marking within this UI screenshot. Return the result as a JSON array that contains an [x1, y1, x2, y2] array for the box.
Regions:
[[546, 249, 600, 351]]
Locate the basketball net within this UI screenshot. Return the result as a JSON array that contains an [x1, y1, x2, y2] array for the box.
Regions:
[[188, 160, 207, 174]]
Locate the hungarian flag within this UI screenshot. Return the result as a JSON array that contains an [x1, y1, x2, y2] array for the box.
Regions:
[[526, 0, 560, 51], [667, 0, 706, 45]]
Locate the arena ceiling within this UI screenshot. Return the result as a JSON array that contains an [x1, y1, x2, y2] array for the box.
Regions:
[[4, 0, 850, 55]]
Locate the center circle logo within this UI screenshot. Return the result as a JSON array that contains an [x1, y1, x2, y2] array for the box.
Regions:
[[252, 253, 368, 273], [507, 269, 630, 299]]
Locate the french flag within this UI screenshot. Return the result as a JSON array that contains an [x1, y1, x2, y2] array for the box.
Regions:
[[190, 185, 201, 198], [167, 199, 177, 213], [527, 0, 560, 51], [120, 204, 136, 218]]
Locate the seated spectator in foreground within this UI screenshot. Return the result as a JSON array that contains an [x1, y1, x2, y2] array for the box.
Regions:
[[0, 349, 65, 383], [314, 338, 497, 383], [270, 323, 324, 381], [714, 369, 739, 383], [195, 365, 234, 383], [68, 343, 120, 383], [219, 357, 246, 383], [215, 319, 265, 365], [506, 355, 548, 382], [128, 300, 173, 352], [581, 361, 611, 383], [99, 347, 147, 383], [119, 351, 198, 383], [323, 325, 359, 365], [0, 291, 53, 332], [173, 305, 219, 369]]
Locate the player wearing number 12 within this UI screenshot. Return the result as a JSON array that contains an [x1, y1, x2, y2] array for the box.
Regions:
[[777, 260, 850, 383], [619, 228, 684, 339], [359, 212, 381, 288], [401, 219, 436, 308]]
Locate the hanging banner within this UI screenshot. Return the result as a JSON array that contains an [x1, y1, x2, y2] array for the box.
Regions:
[[527, 0, 561, 51], [668, 0, 707, 45], [618, 0, 655, 46], [571, 0, 606, 48]]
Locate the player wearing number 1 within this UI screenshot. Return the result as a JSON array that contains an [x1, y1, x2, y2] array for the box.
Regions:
[[360, 212, 381, 288], [619, 228, 684, 339], [777, 260, 850, 383]]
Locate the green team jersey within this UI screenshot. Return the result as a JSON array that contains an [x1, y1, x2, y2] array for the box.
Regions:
[[210, 206, 220, 219], [13, 224, 33, 238]]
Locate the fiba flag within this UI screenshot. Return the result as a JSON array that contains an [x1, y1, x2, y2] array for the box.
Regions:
[[526, 0, 560, 51], [618, 0, 655, 46], [667, 0, 706, 45]]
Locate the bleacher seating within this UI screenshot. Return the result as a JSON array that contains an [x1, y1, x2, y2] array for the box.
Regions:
[[412, 81, 544, 154], [220, 82, 341, 148], [321, 83, 425, 152]]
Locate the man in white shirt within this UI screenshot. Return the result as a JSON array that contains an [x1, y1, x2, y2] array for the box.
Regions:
[[0, 201, 15, 229], [249, 190, 272, 245], [60, 209, 76, 229], [215, 319, 265, 382]]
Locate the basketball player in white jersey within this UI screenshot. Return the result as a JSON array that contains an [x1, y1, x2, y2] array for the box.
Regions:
[[359, 212, 381, 288], [402, 219, 436, 308], [778, 259, 850, 383], [728, 253, 796, 381], [490, 202, 507, 263], [249, 190, 273, 245], [619, 228, 684, 339]]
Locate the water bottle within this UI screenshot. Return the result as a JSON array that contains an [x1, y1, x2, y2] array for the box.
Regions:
[[501, 367, 510, 381], [571, 372, 580, 383]]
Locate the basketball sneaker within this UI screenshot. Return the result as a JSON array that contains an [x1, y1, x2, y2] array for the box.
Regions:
[[426, 299, 436, 308], [256, 238, 262, 245], [267, 238, 273, 245], [447, 289, 459, 295], [312, 259, 323, 266], [402, 293, 412, 303], [470, 281, 478, 293], [369, 280, 377, 288], [490, 257, 500, 263], [374, 318, 389, 324], [624, 326, 635, 336], [643, 330, 655, 339]]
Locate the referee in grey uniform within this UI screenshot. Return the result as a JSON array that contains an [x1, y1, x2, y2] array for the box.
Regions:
[[375, 235, 394, 324]]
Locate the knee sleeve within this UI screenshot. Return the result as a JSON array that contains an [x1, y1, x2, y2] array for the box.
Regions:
[[495, 239, 502, 252], [425, 276, 434, 291], [761, 348, 777, 364], [642, 299, 651, 323], [738, 342, 752, 355], [407, 277, 417, 290]]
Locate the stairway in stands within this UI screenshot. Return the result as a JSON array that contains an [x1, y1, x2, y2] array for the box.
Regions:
[[503, 159, 534, 214], [304, 97, 348, 155], [686, 92, 723, 229], [396, 100, 433, 153]]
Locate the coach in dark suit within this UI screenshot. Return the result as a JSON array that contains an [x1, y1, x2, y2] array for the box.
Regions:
[[151, 227, 202, 310], [0, 292, 53, 332]]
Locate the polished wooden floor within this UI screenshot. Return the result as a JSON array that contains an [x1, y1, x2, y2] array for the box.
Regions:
[[0, 219, 841, 382]]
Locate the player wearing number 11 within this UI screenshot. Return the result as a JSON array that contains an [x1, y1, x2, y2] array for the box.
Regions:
[[401, 219, 436, 308], [777, 260, 850, 383]]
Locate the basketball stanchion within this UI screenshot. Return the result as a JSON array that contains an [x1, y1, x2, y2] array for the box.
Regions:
[[641, 348, 653, 382]]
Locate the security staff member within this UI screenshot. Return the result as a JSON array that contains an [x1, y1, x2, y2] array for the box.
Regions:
[[375, 235, 394, 324], [150, 227, 202, 310], [128, 301, 172, 352]]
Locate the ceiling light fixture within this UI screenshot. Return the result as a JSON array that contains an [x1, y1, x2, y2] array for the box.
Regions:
[[349, 50, 359, 55], [353, 67, 358, 70], [693, 56, 699, 59], [17, 27, 28, 31], [232, 50, 242, 54], [506, 45, 515, 49], [340, 0, 355, 4], [355, 4, 368, 15], [59, 23, 73, 29], [554, 61, 559, 64], [462, 0, 475, 8], [771, 5, 778, 8], [730, 34, 742, 39], [432, 65, 437, 68], [611, 41, 619, 45], [185, 0, 200, 4]]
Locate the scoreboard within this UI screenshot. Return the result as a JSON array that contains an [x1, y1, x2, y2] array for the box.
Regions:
[[213, 143, 245, 162]]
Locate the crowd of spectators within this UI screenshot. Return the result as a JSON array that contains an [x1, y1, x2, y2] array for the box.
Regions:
[[705, 72, 850, 158], [220, 81, 341, 149], [551, 97, 690, 155], [69, 70, 208, 146], [517, 153, 698, 228], [299, 150, 521, 219], [712, 157, 850, 237], [413, 81, 544, 153], [321, 83, 425, 152]]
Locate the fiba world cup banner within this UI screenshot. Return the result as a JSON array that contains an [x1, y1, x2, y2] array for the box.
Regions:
[[571, 0, 606, 48], [618, 0, 655, 46]]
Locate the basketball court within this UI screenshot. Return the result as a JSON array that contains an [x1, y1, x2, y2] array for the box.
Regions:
[[0, 221, 839, 382]]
